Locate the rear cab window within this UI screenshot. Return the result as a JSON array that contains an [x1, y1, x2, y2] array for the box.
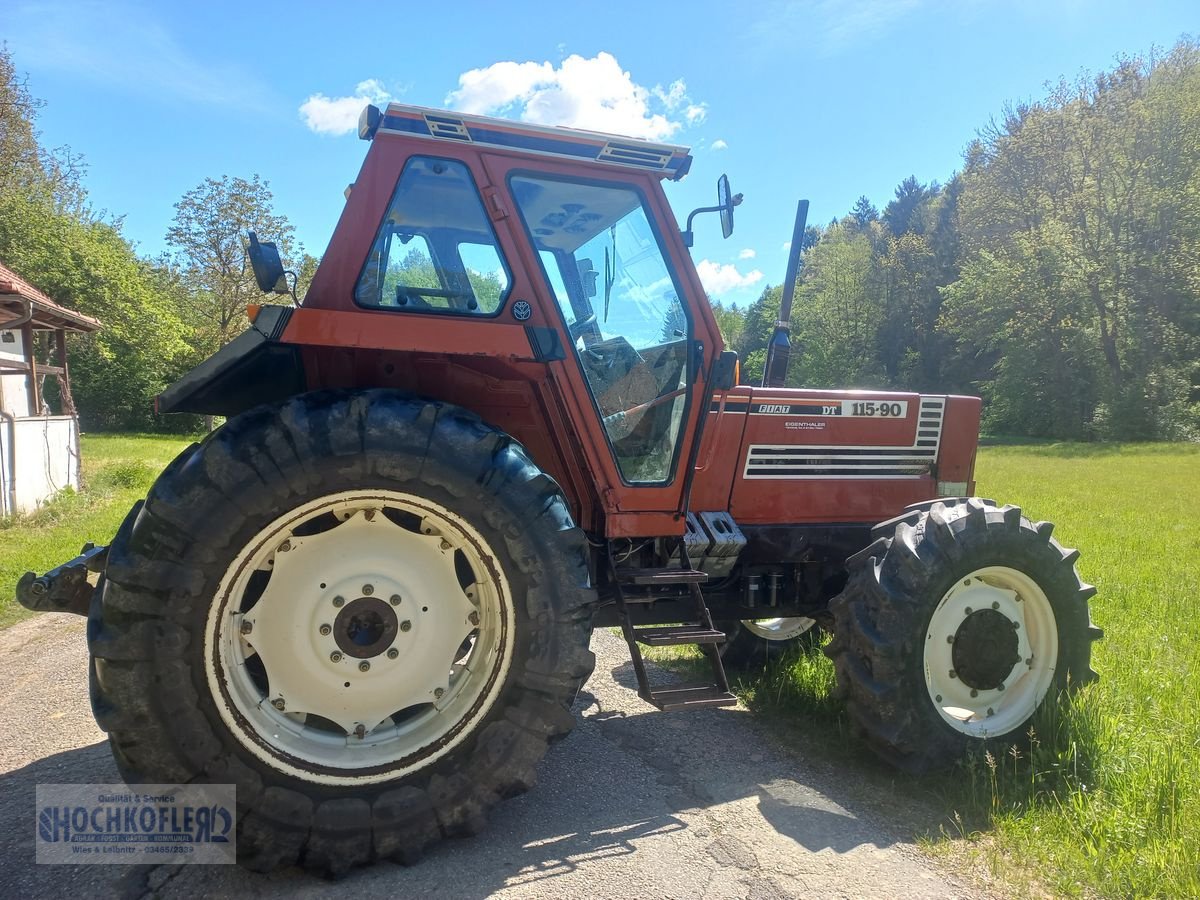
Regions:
[[355, 157, 511, 315]]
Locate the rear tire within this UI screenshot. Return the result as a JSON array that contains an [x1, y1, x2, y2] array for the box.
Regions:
[[88, 390, 595, 875], [824, 498, 1101, 772]]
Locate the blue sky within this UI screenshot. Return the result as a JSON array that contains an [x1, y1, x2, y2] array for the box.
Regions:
[[2, 1, 1195, 305]]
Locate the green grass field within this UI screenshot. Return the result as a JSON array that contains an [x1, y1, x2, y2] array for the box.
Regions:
[[1, 436, 1197, 895], [0, 433, 193, 628], [954, 444, 1200, 897]]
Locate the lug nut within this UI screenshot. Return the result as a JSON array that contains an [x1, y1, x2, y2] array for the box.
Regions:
[[400, 620, 412, 632], [1026, 657, 1034, 667], [440, 539, 451, 551], [319, 624, 332, 636], [332, 595, 345, 608], [272, 698, 285, 710], [970, 689, 979, 698], [362, 584, 374, 596], [363, 510, 376, 522], [354, 723, 366, 739], [997, 683, 1006, 691], [964, 607, 973, 615], [468, 611, 480, 627], [330, 651, 343, 663], [278, 540, 291, 552], [935, 694, 943, 703], [387, 648, 399, 660], [390, 594, 402, 606], [946, 635, 955, 644], [359, 661, 370, 673], [949, 669, 957, 679], [434, 687, 444, 699], [240, 620, 253, 635], [991, 601, 1000, 610], [987, 707, 995, 717]]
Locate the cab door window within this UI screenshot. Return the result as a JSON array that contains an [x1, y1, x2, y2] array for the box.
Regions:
[[509, 173, 691, 484], [355, 157, 511, 315]]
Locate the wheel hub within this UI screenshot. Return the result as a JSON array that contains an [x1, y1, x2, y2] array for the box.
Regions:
[[951, 609, 1019, 690], [334, 597, 398, 659]]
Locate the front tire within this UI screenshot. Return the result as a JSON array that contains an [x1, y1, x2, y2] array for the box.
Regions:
[[824, 498, 1101, 772], [88, 390, 595, 874]]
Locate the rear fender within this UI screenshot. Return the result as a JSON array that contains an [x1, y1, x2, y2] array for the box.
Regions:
[[156, 306, 305, 417]]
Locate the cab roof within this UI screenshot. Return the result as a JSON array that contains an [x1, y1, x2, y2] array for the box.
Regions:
[[359, 103, 693, 181]]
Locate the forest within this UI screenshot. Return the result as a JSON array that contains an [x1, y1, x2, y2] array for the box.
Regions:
[[721, 40, 1200, 440], [1, 41, 1197, 439]]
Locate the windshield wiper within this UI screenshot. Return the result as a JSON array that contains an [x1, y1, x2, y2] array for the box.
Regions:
[[603, 225, 617, 322]]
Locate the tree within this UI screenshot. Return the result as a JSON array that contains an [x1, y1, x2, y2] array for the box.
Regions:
[[0, 46, 195, 432], [166, 175, 296, 352], [710, 300, 745, 347], [883, 176, 938, 237], [792, 223, 885, 387], [850, 195, 879, 229]]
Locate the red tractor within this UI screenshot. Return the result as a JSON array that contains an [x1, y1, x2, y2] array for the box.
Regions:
[[18, 103, 1100, 874]]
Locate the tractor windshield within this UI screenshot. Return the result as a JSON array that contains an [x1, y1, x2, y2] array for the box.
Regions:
[[510, 173, 691, 484]]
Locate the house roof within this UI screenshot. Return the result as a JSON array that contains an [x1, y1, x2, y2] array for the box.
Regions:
[[0, 261, 102, 333]]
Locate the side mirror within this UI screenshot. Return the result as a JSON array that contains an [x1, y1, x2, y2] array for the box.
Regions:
[[682, 174, 744, 247], [717, 175, 735, 239], [712, 350, 739, 390], [246, 232, 289, 295], [577, 258, 598, 299]]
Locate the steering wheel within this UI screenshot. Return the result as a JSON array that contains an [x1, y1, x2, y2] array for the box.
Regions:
[[603, 386, 687, 428], [396, 285, 475, 311], [569, 311, 601, 344]]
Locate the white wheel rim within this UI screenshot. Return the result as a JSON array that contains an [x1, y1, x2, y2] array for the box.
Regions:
[[204, 490, 515, 786], [742, 617, 817, 642], [923, 566, 1058, 738]]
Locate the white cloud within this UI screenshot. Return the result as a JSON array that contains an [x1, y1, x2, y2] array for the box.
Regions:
[[653, 79, 688, 110], [447, 53, 705, 142], [738, 248, 757, 260], [711, 139, 729, 151], [300, 79, 396, 135], [696, 259, 764, 295], [781, 241, 792, 252]]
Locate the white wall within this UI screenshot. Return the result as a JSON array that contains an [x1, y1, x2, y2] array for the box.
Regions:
[[0, 416, 80, 516], [0, 329, 30, 417]]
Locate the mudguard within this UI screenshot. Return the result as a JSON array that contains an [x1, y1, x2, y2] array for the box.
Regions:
[[156, 305, 305, 416]]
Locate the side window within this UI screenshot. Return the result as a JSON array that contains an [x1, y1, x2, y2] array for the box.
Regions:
[[355, 157, 511, 315], [538, 250, 574, 325]]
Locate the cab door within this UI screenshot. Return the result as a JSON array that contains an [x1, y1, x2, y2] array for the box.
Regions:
[[480, 153, 720, 534]]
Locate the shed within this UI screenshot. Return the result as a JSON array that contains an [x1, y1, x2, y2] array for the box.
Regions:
[[0, 261, 102, 515]]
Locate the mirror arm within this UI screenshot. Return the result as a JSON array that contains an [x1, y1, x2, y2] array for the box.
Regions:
[[681, 204, 724, 248]]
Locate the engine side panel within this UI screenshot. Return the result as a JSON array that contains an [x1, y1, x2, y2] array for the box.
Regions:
[[700, 386, 981, 525]]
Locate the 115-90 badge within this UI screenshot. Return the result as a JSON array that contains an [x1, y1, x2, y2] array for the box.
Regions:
[[752, 400, 909, 418]]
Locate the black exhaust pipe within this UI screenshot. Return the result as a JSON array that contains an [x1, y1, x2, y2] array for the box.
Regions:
[[761, 199, 809, 389]]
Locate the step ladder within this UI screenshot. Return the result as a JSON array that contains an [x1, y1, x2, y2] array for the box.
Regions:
[[609, 549, 737, 712]]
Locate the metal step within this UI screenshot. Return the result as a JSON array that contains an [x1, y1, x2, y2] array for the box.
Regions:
[[616, 567, 709, 586], [644, 684, 738, 712], [633, 625, 727, 647]]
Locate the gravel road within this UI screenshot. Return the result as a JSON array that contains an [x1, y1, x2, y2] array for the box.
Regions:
[[0, 614, 984, 899]]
